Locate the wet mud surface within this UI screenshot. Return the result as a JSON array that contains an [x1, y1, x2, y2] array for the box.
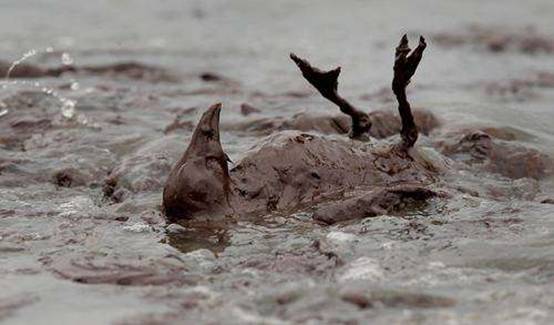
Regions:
[[2, 0, 554, 324]]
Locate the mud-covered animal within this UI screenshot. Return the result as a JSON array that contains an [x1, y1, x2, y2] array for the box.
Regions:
[[163, 35, 439, 224]]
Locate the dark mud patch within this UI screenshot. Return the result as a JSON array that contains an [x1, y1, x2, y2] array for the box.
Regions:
[[433, 25, 554, 55], [49, 255, 193, 286], [163, 117, 194, 134], [312, 185, 437, 225], [340, 287, 456, 309], [240, 103, 262, 116], [0, 59, 179, 83], [75, 62, 180, 83], [435, 129, 553, 180], [483, 72, 554, 101]]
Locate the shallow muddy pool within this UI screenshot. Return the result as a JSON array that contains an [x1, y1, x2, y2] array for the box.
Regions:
[[1, 0, 554, 324]]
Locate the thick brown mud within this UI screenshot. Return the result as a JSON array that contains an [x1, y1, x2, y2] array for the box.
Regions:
[[2, 1, 554, 324]]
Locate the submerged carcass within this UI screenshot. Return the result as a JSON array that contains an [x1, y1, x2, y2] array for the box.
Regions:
[[163, 35, 441, 224]]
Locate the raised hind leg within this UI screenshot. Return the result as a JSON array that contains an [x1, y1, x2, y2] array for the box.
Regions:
[[290, 53, 372, 141], [392, 35, 427, 149]]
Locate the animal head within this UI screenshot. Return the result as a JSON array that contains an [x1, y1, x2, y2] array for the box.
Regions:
[[163, 103, 232, 222]]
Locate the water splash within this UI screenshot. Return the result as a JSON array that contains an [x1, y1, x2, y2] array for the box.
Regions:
[[1, 79, 81, 121], [4, 47, 57, 80], [5, 49, 38, 80], [2, 48, 85, 123]]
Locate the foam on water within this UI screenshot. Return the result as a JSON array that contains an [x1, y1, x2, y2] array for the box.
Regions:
[[122, 223, 152, 233], [338, 256, 384, 282]]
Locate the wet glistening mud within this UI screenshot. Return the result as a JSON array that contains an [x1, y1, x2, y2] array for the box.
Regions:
[[2, 1, 554, 324]]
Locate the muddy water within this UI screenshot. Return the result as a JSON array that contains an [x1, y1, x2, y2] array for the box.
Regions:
[[1, 0, 554, 324]]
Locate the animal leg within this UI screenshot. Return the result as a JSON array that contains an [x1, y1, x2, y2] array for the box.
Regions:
[[290, 53, 371, 141], [392, 35, 427, 149]]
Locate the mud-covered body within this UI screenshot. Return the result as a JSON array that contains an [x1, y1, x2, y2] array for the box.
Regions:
[[162, 35, 437, 223], [229, 131, 435, 216]]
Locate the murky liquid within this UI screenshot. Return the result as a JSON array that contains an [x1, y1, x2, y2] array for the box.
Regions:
[[1, 0, 554, 324]]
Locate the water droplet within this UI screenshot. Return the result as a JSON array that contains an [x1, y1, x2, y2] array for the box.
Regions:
[[41, 87, 53, 95], [3, 48, 84, 124], [23, 49, 37, 59], [70, 81, 80, 90], [61, 53, 74, 66], [5, 49, 39, 80], [61, 100, 76, 119]]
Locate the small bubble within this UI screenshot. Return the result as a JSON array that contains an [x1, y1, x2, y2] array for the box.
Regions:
[[45, 47, 54, 53], [23, 49, 37, 59], [61, 53, 74, 65], [41, 87, 53, 95], [70, 81, 80, 90], [5, 49, 39, 80], [61, 100, 76, 119]]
